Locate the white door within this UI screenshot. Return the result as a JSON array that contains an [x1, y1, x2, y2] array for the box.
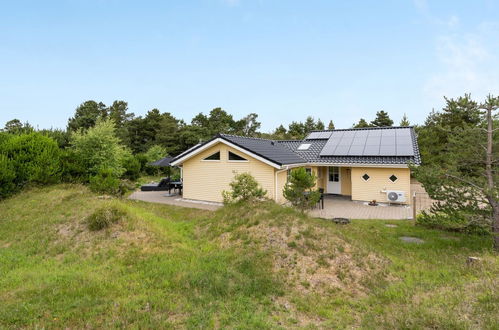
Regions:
[[327, 167, 341, 194]]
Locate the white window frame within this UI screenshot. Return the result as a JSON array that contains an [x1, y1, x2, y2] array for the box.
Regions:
[[388, 174, 398, 183], [361, 173, 370, 182]]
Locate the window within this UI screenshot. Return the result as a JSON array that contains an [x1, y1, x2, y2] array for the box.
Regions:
[[203, 151, 220, 161], [328, 167, 339, 182], [305, 168, 312, 175], [362, 173, 370, 181], [389, 174, 398, 182], [228, 151, 247, 161], [297, 143, 311, 150]]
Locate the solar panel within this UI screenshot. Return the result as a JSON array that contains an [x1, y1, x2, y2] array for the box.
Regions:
[[348, 145, 365, 156], [332, 145, 351, 155], [318, 128, 415, 157], [306, 131, 333, 140], [380, 145, 396, 155], [363, 145, 380, 155], [396, 144, 414, 156]]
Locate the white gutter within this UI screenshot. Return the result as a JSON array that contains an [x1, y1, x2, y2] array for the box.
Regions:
[[274, 166, 290, 201]]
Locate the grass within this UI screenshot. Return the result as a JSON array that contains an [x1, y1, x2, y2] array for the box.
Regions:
[[0, 185, 498, 328]]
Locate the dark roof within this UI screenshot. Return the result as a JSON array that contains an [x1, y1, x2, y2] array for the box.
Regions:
[[219, 134, 305, 165], [171, 127, 421, 166], [149, 156, 174, 167]]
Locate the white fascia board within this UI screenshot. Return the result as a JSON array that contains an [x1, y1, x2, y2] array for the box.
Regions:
[[282, 163, 410, 169], [170, 137, 282, 169]]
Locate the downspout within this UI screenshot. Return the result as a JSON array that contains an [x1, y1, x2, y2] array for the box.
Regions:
[[275, 166, 290, 202]]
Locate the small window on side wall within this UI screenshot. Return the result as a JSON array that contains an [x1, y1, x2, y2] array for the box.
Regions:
[[389, 174, 398, 182], [362, 173, 370, 181], [228, 151, 247, 161], [203, 151, 220, 161], [305, 168, 312, 175]]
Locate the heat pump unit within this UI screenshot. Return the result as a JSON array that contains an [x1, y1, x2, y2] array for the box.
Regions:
[[386, 190, 406, 203]]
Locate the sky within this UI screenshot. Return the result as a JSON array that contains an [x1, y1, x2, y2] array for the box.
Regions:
[[1, 0, 498, 132]]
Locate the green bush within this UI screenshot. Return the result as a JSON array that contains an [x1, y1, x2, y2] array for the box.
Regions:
[[0, 154, 16, 199], [222, 172, 267, 204], [416, 211, 490, 235], [70, 118, 127, 178], [122, 153, 141, 180], [283, 168, 321, 212], [2, 132, 61, 185], [143, 145, 167, 175], [85, 203, 128, 231], [89, 168, 122, 196]]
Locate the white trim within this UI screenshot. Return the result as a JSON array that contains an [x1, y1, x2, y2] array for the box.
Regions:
[[201, 150, 221, 162], [388, 174, 399, 183], [283, 162, 410, 169], [227, 151, 249, 162], [170, 138, 282, 169]]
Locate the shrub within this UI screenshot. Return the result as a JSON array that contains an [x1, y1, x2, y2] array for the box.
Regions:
[[0, 154, 16, 199], [85, 203, 127, 231], [89, 168, 122, 196], [222, 172, 267, 204], [143, 145, 167, 175], [122, 152, 141, 180], [70, 118, 127, 178], [283, 168, 321, 212], [2, 132, 61, 185], [416, 210, 490, 235]]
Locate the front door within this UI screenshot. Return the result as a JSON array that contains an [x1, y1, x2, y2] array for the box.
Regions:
[[327, 167, 341, 194]]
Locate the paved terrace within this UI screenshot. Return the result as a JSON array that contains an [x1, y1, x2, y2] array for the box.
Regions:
[[129, 191, 413, 219]]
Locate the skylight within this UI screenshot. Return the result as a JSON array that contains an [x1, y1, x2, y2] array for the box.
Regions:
[[297, 143, 311, 151]]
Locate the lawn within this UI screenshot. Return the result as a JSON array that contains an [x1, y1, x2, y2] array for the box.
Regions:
[[0, 185, 497, 329]]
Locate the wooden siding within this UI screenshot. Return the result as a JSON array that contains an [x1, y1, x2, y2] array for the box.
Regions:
[[350, 167, 411, 204], [182, 142, 276, 202]]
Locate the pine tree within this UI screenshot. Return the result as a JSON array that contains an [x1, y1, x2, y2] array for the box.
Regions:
[[399, 113, 410, 126], [327, 120, 335, 130], [353, 118, 370, 128], [371, 110, 394, 127]]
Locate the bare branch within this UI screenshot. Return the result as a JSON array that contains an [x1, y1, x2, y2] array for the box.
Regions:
[[444, 174, 485, 192]]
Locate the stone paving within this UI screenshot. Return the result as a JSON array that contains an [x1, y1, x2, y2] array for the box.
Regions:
[[129, 191, 412, 219], [129, 190, 222, 211], [308, 195, 412, 220]]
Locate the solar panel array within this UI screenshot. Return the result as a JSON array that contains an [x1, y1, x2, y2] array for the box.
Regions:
[[305, 131, 333, 140], [319, 128, 414, 157]]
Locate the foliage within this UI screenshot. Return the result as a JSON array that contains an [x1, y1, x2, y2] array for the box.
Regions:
[[371, 110, 394, 127], [2, 119, 34, 134], [399, 113, 410, 126], [416, 211, 489, 235], [414, 95, 499, 242], [416, 94, 482, 167], [89, 168, 123, 196], [143, 145, 167, 175], [283, 167, 321, 211], [222, 172, 267, 204], [85, 202, 128, 231], [327, 120, 335, 130], [67, 100, 108, 132], [0, 154, 16, 199], [70, 118, 127, 178], [2, 132, 61, 185], [353, 118, 370, 128], [122, 153, 142, 180]]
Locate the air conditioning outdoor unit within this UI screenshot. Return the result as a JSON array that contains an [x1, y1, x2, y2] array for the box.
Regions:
[[386, 190, 406, 203]]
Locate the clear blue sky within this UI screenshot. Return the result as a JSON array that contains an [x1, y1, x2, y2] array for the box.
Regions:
[[1, 0, 498, 132]]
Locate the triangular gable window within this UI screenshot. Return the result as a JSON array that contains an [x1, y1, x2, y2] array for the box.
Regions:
[[203, 151, 220, 161], [228, 151, 247, 161]]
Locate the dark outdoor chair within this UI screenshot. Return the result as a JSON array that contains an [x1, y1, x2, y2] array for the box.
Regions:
[[140, 178, 171, 191]]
